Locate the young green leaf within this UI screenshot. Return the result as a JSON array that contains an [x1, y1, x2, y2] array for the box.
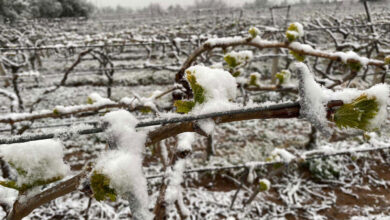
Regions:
[[186, 71, 205, 104], [333, 94, 379, 131], [174, 100, 195, 113], [90, 171, 117, 202], [224, 54, 238, 68], [290, 50, 305, 62]]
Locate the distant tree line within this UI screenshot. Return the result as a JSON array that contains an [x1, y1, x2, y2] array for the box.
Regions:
[[97, 0, 228, 17], [0, 0, 94, 22]]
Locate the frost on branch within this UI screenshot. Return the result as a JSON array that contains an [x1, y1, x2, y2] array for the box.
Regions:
[[293, 62, 332, 136], [91, 110, 150, 220], [293, 62, 389, 135], [174, 65, 237, 114], [164, 133, 194, 216], [0, 140, 69, 192]]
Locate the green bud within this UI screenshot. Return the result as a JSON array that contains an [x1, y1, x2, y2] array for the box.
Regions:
[[348, 62, 362, 72], [53, 108, 60, 115], [249, 27, 260, 38], [224, 54, 238, 68], [286, 22, 304, 42], [275, 70, 291, 85], [258, 179, 270, 191], [384, 56, 390, 65], [87, 97, 94, 104], [249, 73, 260, 87]]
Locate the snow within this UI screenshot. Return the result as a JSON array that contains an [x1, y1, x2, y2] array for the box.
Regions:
[[102, 110, 145, 152], [185, 65, 238, 114], [186, 65, 236, 103], [293, 62, 331, 135], [88, 92, 114, 105], [334, 51, 369, 66], [197, 119, 216, 135], [293, 62, 389, 134], [94, 150, 147, 201], [224, 50, 253, 65], [259, 178, 271, 191], [0, 186, 18, 207], [205, 36, 244, 47], [287, 22, 304, 39], [270, 148, 296, 163], [0, 139, 70, 187], [165, 159, 187, 204], [289, 42, 315, 53], [95, 110, 150, 218], [0, 88, 18, 110], [177, 132, 195, 152], [248, 27, 261, 38]]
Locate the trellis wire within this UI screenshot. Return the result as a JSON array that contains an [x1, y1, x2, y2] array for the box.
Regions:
[[0, 102, 299, 145], [1, 22, 389, 51], [145, 144, 390, 179]]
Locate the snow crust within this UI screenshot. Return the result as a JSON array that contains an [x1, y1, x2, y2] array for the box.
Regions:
[[0, 139, 70, 187]]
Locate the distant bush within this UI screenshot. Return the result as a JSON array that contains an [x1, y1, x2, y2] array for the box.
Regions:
[[0, 0, 29, 22], [0, 0, 94, 22], [56, 0, 94, 18]]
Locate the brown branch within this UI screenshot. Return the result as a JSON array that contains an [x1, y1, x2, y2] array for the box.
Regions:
[[0, 103, 130, 124], [0, 87, 176, 124], [5, 100, 344, 219], [7, 170, 89, 220], [174, 36, 386, 99]]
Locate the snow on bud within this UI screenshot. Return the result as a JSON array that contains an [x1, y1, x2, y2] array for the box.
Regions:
[[0, 140, 69, 192], [224, 50, 253, 69], [385, 56, 390, 65], [258, 179, 271, 191], [248, 27, 261, 38], [286, 22, 304, 42], [275, 70, 291, 85]]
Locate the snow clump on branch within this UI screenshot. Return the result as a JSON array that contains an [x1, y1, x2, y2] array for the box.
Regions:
[[293, 62, 389, 135], [0, 139, 70, 189], [93, 110, 151, 219]]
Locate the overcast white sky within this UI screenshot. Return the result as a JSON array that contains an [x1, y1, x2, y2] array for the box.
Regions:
[[88, 0, 252, 9]]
